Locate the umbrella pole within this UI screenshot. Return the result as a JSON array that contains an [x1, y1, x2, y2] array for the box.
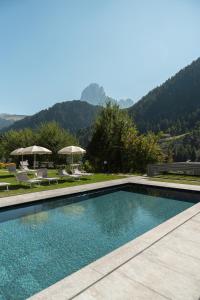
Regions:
[[34, 154, 36, 169], [71, 154, 73, 173]]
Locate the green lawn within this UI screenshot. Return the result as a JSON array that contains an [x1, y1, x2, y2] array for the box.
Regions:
[[0, 169, 126, 198], [151, 173, 200, 186]]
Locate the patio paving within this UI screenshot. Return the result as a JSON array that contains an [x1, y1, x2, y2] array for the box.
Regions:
[[74, 216, 200, 300]]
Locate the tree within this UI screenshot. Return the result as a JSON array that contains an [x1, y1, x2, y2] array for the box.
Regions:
[[1, 128, 36, 159], [0, 122, 77, 164], [122, 130, 163, 172], [88, 102, 135, 172], [36, 122, 77, 161], [88, 102, 163, 173]]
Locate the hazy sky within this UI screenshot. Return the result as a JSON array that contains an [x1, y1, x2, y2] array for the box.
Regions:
[[0, 0, 200, 114]]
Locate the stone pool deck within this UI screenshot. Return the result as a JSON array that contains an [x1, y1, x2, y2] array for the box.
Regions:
[[1, 176, 200, 299]]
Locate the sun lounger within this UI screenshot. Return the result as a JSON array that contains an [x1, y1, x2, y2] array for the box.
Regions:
[[0, 182, 11, 191], [20, 160, 36, 172], [58, 169, 80, 179], [20, 160, 29, 167], [7, 165, 17, 174], [15, 173, 42, 188], [73, 168, 93, 176], [20, 164, 36, 174], [36, 169, 59, 184]]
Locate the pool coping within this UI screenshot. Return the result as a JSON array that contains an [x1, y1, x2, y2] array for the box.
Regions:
[[2, 175, 200, 210], [0, 177, 131, 209], [1, 176, 200, 299]]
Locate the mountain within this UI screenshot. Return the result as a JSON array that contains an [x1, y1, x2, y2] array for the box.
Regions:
[[3, 101, 100, 134], [128, 57, 200, 135], [80, 83, 134, 108], [80, 83, 106, 105], [0, 118, 12, 130], [0, 114, 26, 130], [118, 98, 134, 108]]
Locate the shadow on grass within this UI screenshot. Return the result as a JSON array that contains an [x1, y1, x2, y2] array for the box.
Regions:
[[59, 177, 90, 183], [0, 174, 14, 179], [8, 184, 32, 190]]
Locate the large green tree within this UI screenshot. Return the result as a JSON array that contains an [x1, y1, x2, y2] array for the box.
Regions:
[[87, 102, 134, 172], [122, 130, 163, 172], [0, 128, 36, 159], [88, 102, 163, 173], [36, 122, 77, 161]]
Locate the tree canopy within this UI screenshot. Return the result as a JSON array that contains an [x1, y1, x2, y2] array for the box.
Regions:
[[88, 102, 163, 172], [129, 57, 200, 135], [0, 122, 77, 163]]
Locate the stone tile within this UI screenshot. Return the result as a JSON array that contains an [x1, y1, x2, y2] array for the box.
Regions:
[[144, 242, 200, 280], [191, 212, 200, 223], [119, 253, 200, 300], [74, 270, 167, 300], [173, 219, 200, 244], [91, 238, 148, 275], [155, 232, 200, 260], [28, 266, 102, 300]]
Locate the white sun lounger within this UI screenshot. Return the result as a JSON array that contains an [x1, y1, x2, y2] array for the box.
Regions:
[[36, 169, 59, 184], [58, 169, 80, 180], [73, 168, 93, 176], [15, 173, 42, 188], [0, 182, 11, 191]]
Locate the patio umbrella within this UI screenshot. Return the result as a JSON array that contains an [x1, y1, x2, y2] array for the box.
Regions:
[[58, 146, 86, 164], [22, 145, 52, 169], [10, 148, 25, 162]]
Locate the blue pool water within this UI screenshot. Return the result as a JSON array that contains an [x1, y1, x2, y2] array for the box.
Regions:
[[0, 184, 198, 299]]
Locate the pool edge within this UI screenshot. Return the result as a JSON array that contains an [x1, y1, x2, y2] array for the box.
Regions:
[[2, 175, 200, 209]]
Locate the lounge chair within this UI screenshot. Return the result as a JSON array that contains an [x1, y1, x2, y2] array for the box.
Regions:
[[73, 168, 93, 176], [20, 161, 36, 173], [20, 165, 36, 174], [58, 169, 80, 180], [20, 160, 29, 167], [15, 173, 42, 187], [36, 168, 59, 184], [7, 165, 17, 174], [0, 182, 11, 191]]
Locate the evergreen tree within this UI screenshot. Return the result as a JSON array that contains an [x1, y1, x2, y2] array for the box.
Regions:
[[88, 102, 163, 173]]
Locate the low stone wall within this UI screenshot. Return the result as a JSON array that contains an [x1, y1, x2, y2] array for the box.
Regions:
[[147, 162, 200, 176]]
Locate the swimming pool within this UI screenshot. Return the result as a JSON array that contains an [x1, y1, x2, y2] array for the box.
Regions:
[[0, 184, 198, 299]]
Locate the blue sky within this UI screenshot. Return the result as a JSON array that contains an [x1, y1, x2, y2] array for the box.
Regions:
[[0, 0, 200, 114]]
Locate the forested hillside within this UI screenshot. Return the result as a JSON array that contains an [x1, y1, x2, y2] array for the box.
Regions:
[[0, 118, 12, 130], [129, 57, 200, 135], [4, 101, 100, 134]]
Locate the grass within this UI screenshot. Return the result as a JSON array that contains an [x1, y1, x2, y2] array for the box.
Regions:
[[0, 169, 126, 198], [151, 173, 200, 186]]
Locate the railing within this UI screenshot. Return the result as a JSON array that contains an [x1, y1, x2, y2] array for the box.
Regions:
[[147, 162, 200, 176]]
